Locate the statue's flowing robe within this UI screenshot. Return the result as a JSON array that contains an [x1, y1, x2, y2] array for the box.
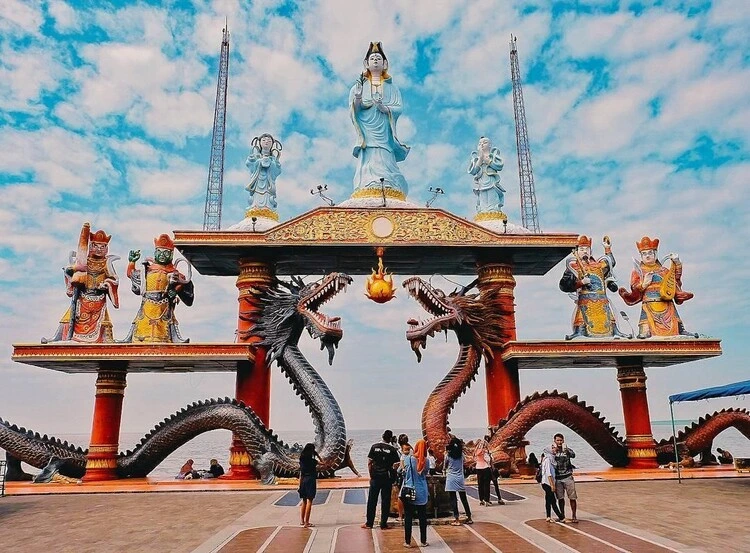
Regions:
[[619, 260, 693, 337], [560, 254, 618, 338], [125, 260, 194, 343], [245, 151, 281, 210], [468, 149, 505, 213], [349, 77, 410, 195], [51, 256, 119, 343]]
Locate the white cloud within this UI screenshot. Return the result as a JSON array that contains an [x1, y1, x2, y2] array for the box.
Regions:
[[0, 0, 43, 36], [48, 0, 80, 33], [0, 46, 65, 112]]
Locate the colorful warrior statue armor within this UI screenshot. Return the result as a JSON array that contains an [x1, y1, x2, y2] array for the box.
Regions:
[[350, 41, 410, 199], [123, 234, 194, 343], [559, 235, 630, 340], [468, 136, 505, 216], [43, 222, 120, 343], [245, 133, 282, 220], [619, 236, 696, 339]]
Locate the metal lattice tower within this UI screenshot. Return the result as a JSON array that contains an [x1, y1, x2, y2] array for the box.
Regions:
[[203, 24, 230, 231], [509, 34, 541, 233]]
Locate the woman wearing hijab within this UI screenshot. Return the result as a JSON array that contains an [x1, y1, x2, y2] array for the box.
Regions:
[[474, 437, 492, 505], [400, 439, 430, 548], [298, 443, 321, 528], [444, 437, 473, 525], [541, 447, 565, 523]]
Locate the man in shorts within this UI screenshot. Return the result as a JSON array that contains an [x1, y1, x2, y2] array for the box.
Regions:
[[553, 433, 578, 523], [363, 429, 400, 529]]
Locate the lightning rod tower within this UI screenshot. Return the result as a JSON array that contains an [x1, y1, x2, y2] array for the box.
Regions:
[[509, 34, 541, 233], [203, 23, 230, 231]]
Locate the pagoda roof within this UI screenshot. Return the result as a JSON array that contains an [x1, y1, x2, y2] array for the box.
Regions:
[[174, 206, 578, 276]]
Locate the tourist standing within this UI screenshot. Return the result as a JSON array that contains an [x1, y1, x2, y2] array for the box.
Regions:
[[298, 443, 320, 528], [444, 437, 473, 525], [553, 433, 579, 523], [474, 437, 492, 505], [401, 439, 430, 548], [396, 436, 412, 525], [540, 449, 564, 523], [363, 429, 400, 530]]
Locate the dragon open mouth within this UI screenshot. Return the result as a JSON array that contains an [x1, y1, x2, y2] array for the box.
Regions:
[[403, 276, 457, 361], [299, 273, 352, 363]]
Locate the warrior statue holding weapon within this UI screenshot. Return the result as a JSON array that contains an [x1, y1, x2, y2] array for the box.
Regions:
[[43, 222, 120, 343], [122, 233, 194, 343], [559, 235, 630, 340]]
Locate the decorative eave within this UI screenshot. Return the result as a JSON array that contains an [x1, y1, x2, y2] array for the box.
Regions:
[[501, 339, 722, 369], [11, 343, 255, 374], [173, 206, 578, 276]]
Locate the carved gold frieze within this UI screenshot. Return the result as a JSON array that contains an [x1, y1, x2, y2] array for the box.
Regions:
[[627, 447, 657, 458], [229, 450, 251, 466], [237, 260, 275, 287], [85, 458, 118, 469], [265, 209, 500, 244], [477, 264, 516, 287]]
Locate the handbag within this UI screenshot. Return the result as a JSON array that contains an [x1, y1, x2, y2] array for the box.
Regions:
[[399, 458, 417, 502]]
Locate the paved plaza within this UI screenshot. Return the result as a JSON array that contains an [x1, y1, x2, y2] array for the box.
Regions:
[[1, 478, 748, 552]]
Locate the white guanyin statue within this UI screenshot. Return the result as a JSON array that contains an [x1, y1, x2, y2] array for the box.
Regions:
[[349, 42, 410, 200], [245, 133, 282, 218], [468, 136, 505, 216]]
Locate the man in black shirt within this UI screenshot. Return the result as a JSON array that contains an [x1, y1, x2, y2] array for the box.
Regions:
[[362, 429, 400, 529]]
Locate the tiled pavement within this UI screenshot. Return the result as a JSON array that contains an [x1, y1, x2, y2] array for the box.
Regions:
[[2, 479, 749, 552]]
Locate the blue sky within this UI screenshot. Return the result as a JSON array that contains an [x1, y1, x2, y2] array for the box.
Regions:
[[1, 0, 749, 451]]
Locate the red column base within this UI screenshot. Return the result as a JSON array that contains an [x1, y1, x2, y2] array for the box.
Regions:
[[626, 438, 659, 469], [222, 438, 260, 480], [82, 456, 119, 482]]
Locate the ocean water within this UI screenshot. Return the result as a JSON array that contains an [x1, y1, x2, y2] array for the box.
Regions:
[[6, 422, 749, 479]]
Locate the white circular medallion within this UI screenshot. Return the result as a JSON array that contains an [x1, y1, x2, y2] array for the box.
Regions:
[[371, 216, 394, 238]]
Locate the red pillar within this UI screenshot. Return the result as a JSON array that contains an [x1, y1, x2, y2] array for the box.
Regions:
[[82, 364, 127, 481], [616, 358, 658, 469], [476, 263, 519, 425], [225, 259, 274, 480]]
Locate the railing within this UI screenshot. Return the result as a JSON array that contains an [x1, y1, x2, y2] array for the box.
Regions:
[[0, 460, 6, 497]]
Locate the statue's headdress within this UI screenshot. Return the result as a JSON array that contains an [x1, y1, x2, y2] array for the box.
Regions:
[[89, 230, 111, 244], [365, 41, 387, 62], [576, 235, 592, 248], [154, 234, 175, 251], [636, 236, 659, 252]]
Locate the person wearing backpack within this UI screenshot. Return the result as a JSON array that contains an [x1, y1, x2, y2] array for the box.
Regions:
[[540, 448, 565, 523]]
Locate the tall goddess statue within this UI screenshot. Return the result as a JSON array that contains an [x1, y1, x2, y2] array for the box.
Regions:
[[350, 42, 410, 200], [468, 136, 505, 216], [245, 133, 282, 219]]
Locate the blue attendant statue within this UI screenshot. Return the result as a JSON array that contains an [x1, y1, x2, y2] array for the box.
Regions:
[[245, 133, 282, 216], [468, 137, 505, 215], [349, 42, 410, 199]]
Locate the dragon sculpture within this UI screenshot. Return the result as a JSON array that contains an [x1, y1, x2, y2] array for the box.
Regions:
[[403, 276, 750, 472], [1, 272, 356, 484]]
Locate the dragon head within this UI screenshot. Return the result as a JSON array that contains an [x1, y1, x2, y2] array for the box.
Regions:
[[402, 276, 505, 362], [256, 272, 352, 365]]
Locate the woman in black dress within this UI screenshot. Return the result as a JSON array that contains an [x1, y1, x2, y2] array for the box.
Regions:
[[298, 443, 320, 527]]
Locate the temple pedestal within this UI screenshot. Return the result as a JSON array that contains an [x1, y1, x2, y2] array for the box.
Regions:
[[82, 364, 127, 482], [477, 263, 519, 425], [616, 358, 658, 469], [225, 260, 275, 480]]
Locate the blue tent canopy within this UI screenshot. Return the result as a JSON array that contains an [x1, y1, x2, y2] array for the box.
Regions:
[[669, 380, 750, 403]]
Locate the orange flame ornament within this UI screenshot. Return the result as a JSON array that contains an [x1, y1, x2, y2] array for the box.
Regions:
[[365, 255, 396, 303]]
